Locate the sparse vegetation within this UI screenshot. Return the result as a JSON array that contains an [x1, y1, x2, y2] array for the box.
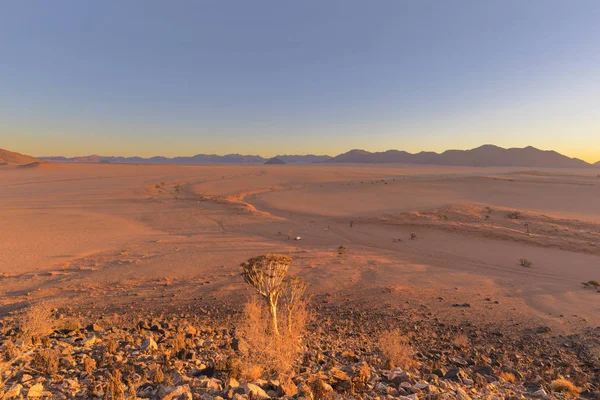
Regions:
[[498, 371, 517, 383], [104, 369, 126, 400], [581, 280, 600, 289], [378, 329, 415, 370], [410, 232, 417, 240], [451, 333, 470, 349], [32, 348, 59, 376], [520, 257, 533, 268], [549, 378, 581, 398], [237, 298, 307, 378], [19, 302, 55, 342], [506, 211, 521, 219], [337, 245, 347, 255], [241, 254, 292, 336], [281, 276, 309, 334], [238, 254, 309, 379]]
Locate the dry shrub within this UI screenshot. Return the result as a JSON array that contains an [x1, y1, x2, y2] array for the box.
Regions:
[[452, 333, 470, 349], [2, 340, 19, 361], [106, 337, 118, 354], [54, 316, 81, 332], [104, 369, 126, 400], [151, 365, 165, 384], [549, 379, 581, 398], [582, 280, 600, 289], [308, 377, 336, 400], [83, 356, 97, 375], [378, 329, 415, 370], [498, 371, 516, 383], [126, 381, 137, 400], [506, 211, 521, 219], [237, 298, 307, 379], [32, 348, 59, 376], [172, 333, 186, 352], [352, 362, 371, 392], [19, 303, 55, 341], [520, 258, 533, 268]]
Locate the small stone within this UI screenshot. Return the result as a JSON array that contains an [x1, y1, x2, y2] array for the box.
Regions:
[[5, 384, 22, 399], [27, 383, 44, 398], [242, 383, 269, 399], [141, 336, 158, 352]]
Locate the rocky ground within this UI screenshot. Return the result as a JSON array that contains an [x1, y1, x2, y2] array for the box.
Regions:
[[1, 299, 598, 400]]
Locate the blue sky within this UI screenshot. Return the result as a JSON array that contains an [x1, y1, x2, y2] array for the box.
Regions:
[[1, 0, 599, 161]]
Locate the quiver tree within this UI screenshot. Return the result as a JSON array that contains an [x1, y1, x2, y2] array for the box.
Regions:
[[241, 254, 291, 336], [281, 276, 308, 334]]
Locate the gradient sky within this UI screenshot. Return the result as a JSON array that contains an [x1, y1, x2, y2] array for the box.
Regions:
[[1, 1, 599, 161]]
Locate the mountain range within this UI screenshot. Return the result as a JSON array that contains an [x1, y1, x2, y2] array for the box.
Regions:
[[39, 154, 331, 165], [19, 145, 600, 168], [327, 145, 594, 168]]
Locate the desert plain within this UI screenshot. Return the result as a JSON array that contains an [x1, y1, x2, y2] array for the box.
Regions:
[[1, 162, 599, 398]]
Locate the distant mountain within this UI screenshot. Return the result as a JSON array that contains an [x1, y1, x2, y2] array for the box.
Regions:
[[40, 154, 266, 164], [264, 157, 286, 165], [40, 153, 331, 164], [276, 154, 331, 163], [595, 161, 600, 167], [328, 145, 591, 168], [0, 148, 45, 166]]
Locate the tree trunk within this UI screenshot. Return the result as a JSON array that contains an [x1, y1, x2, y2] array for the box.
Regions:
[[287, 308, 293, 334], [268, 298, 279, 336]]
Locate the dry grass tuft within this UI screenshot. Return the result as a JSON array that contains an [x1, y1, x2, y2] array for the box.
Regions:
[[83, 356, 97, 375], [19, 302, 55, 342], [506, 211, 521, 219], [237, 298, 307, 379], [104, 369, 126, 400], [581, 280, 600, 289], [519, 257, 533, 268], [498, 371, 516, 383], [2, 340, 19, 362], [452, 333, 470, 349], [378, 329, 416, 370], [549, 379, 581, 398], [32, 348, 59, 376]]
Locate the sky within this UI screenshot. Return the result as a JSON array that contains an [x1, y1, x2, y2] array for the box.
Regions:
[[1, 1, 599, 162]]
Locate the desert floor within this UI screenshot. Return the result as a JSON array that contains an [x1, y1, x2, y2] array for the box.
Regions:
[[1, 163, 599, 333]]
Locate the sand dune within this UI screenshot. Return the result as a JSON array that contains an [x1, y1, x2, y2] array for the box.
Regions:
[[0, 148, 45, 167], [0, 163, 598, 332]]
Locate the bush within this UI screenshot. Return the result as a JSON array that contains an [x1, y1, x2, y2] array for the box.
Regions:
[[498, 371, 517, 383], [32, 348, 59, 376], [337, 245, 347, 255], [19, 303, 55, 342], [506, 211, 521, 219], [378, 329, 415, 370], [451, 333, 469, 349], [520, 258, 533, 268], [549, 379, 581, 398], [581, 280, 600, 289], [236, 298, 307, 379]]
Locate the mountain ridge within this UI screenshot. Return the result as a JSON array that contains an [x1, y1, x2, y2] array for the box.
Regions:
[[328, 145, 592, 168], [40, 154, 332, 164], [33, 145, 597, 168]]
